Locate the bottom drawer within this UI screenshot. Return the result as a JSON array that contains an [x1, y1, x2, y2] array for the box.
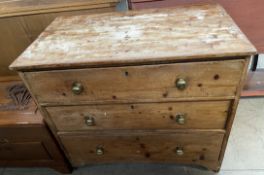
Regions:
[[60, 131, 224, 168]]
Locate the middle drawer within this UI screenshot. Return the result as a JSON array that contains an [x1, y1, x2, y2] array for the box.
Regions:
[[45, 101, 230, 131]]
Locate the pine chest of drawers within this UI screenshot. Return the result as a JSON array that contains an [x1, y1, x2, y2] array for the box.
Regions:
[[10, 4, 256, 172]]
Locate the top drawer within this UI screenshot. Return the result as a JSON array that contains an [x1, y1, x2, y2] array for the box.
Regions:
[[24, 59, 245, 104]]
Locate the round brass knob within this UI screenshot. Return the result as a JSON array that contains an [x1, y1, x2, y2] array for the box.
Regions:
[[96, 147, 104, 155], [72, 82, 83, 95], [175, 78, 187, 90], [85, 116, 95, 126], [175, 147, 184, 156], [176, 114, 186, 125]]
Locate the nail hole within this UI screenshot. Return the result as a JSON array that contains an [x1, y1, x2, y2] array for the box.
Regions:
[[197, 83, 203, 87], [112, 95, 117, 99], [214, 74, 220, 80], [163, 92, 168, 98], [145, 152, 151, 158], [125, 71, 129, 76]]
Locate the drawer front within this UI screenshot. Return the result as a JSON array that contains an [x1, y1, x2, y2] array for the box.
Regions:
[[25, 60, 245, 104], [0, 141, 51, 160], [46, 101, 230, 131], [59, 131, 224, 167]]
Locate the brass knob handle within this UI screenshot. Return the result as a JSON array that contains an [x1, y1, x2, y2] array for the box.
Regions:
[[72, 82, 83, 95], [85, 116, 95, 126], [176, 114, 186, 125], [175, 147, 184, 156], [96, 147, 104, 155], [175, 78, 187, 90]]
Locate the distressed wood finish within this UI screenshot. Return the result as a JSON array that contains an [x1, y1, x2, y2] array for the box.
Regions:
[[24, 60, 244, 104], [10, 4, 256, 172], [129, 0, 264, 53], [59, 130, 224, 168], [9, 4, 256, 71], [128, 0, 264, 98], [46, 101, 230, 131]]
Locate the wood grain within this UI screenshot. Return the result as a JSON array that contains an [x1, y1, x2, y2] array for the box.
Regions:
[[129, 0, 264, 53], [59, 130, 224, 170], [45, 101, 230, 131], [9, 4, 256, 71], [24, 60, 245, 104], [218, 57, 251, 170], [0, 7, 117, 76], [0, 16, 31, 76], [0, 76, 71, 173], [10, 4, 255, 172], [0, 79, 42, 125]]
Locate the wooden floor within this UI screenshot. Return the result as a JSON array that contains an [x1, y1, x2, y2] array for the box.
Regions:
[[242, 70, 264, 97]]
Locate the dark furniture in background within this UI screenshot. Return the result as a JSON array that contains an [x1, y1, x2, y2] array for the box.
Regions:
[[0, 0, 120, 77], [0, 76, 71, 173]]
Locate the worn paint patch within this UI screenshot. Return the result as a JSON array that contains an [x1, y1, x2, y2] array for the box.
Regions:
[[10, 4, 256, 70]]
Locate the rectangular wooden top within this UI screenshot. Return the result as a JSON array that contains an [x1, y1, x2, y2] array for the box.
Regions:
[[10, 4, 256, 71]]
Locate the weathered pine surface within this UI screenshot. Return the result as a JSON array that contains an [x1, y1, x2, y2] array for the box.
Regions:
[[129, 0, 264, 53], [45, 101, 230, 131], [10, 4, 256, 71], [9, 4, 256, 172], [24, 60, 244, 104], [59, 130, 224, 169]]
